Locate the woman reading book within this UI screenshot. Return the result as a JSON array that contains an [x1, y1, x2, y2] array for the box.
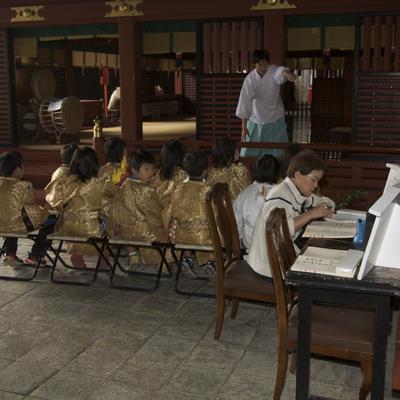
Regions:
[[247, 149, 335, 278]]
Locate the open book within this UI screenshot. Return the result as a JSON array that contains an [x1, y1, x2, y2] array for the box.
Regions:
[[291, 246, 364, 277], [302, 219, 357, 239]]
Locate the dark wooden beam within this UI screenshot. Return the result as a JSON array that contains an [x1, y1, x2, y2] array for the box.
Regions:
[[119, 18, 142, 142]]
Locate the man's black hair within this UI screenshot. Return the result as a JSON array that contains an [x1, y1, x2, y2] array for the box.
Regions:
[[103, 137, 126, 163], [61, 143, 78, 165], [251, 154, 280, 184], [130, 148, 156, 172], [252, 49, 270, 64], [183, 151, 208, 179], [0, 151, 23, 177]]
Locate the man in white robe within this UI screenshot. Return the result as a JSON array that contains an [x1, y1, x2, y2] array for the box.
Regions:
[[236, 49, 297, 158]]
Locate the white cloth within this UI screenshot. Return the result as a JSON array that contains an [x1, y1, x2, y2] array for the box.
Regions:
[[233, 182, 274, 249], [236, 65, 288, 125], [247, 177, 335, 277]]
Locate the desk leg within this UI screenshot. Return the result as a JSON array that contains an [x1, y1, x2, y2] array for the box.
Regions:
[[371, 295, 391, 400], [296, 286, 312, 400]]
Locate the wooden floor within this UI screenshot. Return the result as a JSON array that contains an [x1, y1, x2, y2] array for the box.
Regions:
[[19, 117, 196, 151]]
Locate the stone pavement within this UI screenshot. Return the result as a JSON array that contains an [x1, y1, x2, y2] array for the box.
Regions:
[[0, 238, 397, 399]]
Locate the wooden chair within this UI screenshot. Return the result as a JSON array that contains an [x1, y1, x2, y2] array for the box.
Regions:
[[265, 207, 374, 400], [205, 183, 276, 340]]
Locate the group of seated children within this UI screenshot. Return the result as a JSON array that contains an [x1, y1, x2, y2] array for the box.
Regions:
[[0, 136, 334, 278], [0, 137, 251, 272]]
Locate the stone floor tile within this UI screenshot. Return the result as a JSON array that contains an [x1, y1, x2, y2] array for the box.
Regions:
[[134, 295, 187, 316], [246, 328, 278, 353], [175, 298, 217, 323], [0, 282, 35, 295], [134, 333, 198, 362], [152, 388, 213, 400], [112, 358, 179, 390], [217, 371, 274, 400], [87, 380, 153, 400], [202, 323, 257, 347], [166, 364, 232, 397], [0, 296, 52, 316], [157, 319, 212, 341], [0, 391, 24, 400], [184, 339, 245, 369], [31, 371, 107, 400], [0, 333, 34, 361], [0, 361, 59, 396], [65, 335, 146, 377], [0, 292, 21, 308], [235, 349, 278, 377]]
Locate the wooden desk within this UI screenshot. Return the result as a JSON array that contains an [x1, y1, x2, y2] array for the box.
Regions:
[[286, 238, 400, 400]]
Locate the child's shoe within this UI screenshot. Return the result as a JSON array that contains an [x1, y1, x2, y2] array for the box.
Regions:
[[3, 254, 24, 267], [128, 252, 142, 271], [205, 261, 216, 278], [181, 256, 197, 278], [24, 256, 47, 267], [70, 254, 87, 269]]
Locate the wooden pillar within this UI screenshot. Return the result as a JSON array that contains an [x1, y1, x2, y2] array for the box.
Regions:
[[264, 11, 285, 65], [118, 18, 142, 142], [64, 42, 74, 97]]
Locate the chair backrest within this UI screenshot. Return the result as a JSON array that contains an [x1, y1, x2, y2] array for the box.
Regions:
[[265, 208, 297, 333], [206, 183, 241, 287]]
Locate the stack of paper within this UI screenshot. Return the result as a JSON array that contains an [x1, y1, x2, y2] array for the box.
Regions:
[[302, 219, 357, 239], [291, 246, 364, 277]]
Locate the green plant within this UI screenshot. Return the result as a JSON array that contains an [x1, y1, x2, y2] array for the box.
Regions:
[[335, 189, 367, 209]]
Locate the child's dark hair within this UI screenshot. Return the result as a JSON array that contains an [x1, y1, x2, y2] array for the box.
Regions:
[[103, 137, 126, 163], [130, 148, 155, 172], [183, 151, 208, 179], [212, 138, 235, 168], [61, 143, 78, 166], [286, 150, 326, 178], [0, 151, 23, 177], [251, 154, 280, 184], [252, 49, 270, 64], [70, 147, 99, 182], [160, 140, 185, 180]]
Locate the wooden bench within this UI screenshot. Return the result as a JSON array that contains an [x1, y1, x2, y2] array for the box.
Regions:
[[46, 233, 110, 286], [108, 237, 174, 292]]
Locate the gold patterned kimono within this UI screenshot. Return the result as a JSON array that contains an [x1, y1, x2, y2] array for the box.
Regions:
[[50, 165, 70, 183], [98, 162, 120, 182], [109, 178, 166, 265], [169, 179, 212, 265], [152, 167, 187, 230], [0, 177, 47, 233], [206, 163, 251, 200], [46, 175, 115, 254]]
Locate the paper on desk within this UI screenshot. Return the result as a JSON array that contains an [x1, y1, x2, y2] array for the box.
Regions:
[[291, 246, 364, 277], [302, 219, 357, 239]]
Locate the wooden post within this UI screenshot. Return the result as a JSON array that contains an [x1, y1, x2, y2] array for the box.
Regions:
[[118, 18, 142, 142], [264, 11, 285, 65]]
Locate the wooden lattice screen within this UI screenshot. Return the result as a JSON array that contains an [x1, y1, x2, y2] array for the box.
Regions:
[[354, 14, 400, 146], [198, 75, 243, 141], [311, 77, 346, 144], [198, 18, 262, 140], [355, 74, 400, 147], [0, 29, 13, 146]]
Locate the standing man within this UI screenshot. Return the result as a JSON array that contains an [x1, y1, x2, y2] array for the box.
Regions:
[[236, 49, 297, 158]]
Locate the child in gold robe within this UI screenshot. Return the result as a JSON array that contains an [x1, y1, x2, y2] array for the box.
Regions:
[[109, 149, 166, 267], [206, 138, 251, 199], [151, 140, 186, 229], [169, 151, 214, 275], [49, 143, 78, 183], [0, 151, 48, 266], [98, 137, 127, 185], [46, 147, 115, 268]]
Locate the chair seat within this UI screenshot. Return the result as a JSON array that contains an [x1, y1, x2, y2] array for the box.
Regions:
[[223, 260, 275, 301], [287, 304, 374, 354]]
